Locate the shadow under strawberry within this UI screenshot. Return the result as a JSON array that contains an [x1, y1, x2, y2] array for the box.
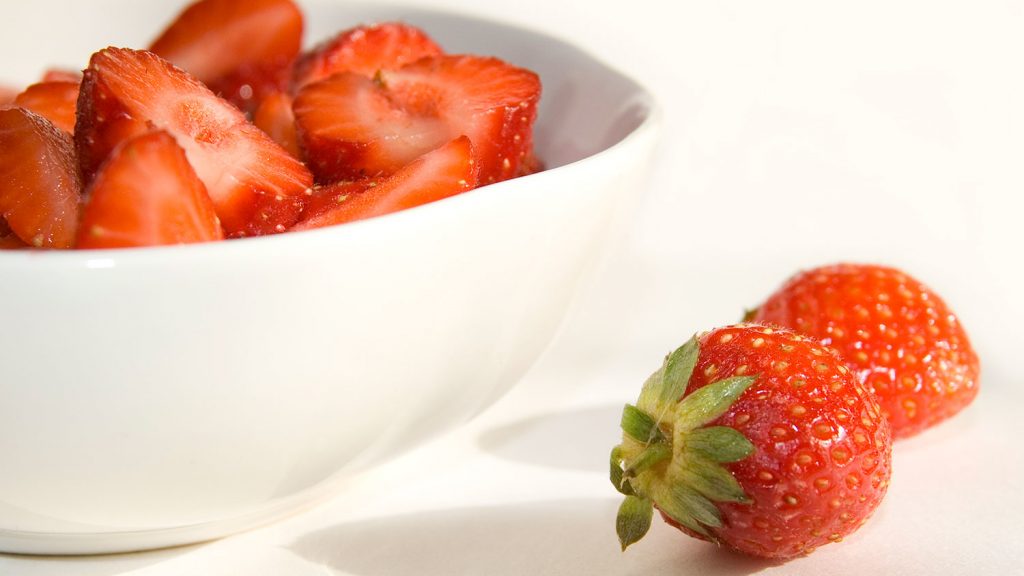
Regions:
[[288, 498, 774, 576]]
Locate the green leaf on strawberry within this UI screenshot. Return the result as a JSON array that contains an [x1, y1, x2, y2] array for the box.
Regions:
[[612, 337, 757, 550]]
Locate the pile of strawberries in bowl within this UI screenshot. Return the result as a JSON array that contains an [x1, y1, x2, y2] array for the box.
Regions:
[[0, 0, 541, 249], [0, 0, 658, 555]]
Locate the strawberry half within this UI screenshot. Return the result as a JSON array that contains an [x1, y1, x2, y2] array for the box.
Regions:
[[252, 90, 300, 159], [293, 55, 541, 184], [0, 108, 81, 248], [76, 47, 313, 237], [14, 80, 80, 133], [293, 136, 477, 230], [78, 131, 223, 249], [149, 0, 303, 114], [291, 22, 443, 91]]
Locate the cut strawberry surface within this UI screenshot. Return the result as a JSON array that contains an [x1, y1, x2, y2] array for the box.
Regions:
[[293, 136, 477, 230], [293, 55, 540, 184], [253, 91, 300, 159], [0, 108, 81, 249], [292, 22, 443, 91], [149, 0, 303, 114], [14, 81, 80, 133], [76, 47, 313, 237], [78, 131, 223, 249]]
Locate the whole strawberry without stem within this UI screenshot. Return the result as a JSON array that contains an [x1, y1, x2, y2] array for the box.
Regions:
[[750, 264, 980, 439], [612, 324, 892, 559]]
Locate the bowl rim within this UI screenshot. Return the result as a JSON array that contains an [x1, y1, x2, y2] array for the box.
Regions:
[[0, 2, 662, 266]]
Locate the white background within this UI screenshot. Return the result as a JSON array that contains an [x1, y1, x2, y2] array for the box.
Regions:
[[3, 0, 1023, 573]]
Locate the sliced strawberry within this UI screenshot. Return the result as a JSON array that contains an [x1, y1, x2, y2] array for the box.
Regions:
[[149, 0, 303, 114], [294, 136, 477, 230], [252, 91, 300, 159], [76, 47, 313, 237], [293, 55, 540, 185], [78, 131, 223, 249], [0, 108, 81, 248], [41, 68, 83, 83], [292, 22, 443, 91], [14, 81, 80, 133]]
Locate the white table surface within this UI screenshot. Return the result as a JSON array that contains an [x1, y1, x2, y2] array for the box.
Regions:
[[4, 0, 1023, 574]]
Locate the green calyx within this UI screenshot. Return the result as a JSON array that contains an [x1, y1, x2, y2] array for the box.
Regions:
[[611, 335, 757, 550]]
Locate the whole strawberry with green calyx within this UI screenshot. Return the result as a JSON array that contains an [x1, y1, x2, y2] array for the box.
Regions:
[[612, 325, 892, 559], [749, 263, 980, 439]]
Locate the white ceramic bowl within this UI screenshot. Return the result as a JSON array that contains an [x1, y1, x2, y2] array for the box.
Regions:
[[0, 0, 658, 554]]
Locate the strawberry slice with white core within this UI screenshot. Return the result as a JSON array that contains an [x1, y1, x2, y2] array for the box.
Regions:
[[0, 108, 81, 248], [292, 22, 443, 91], [76, 47, 312, 237], [78, 131, 223, 249], [293, 135, 478, 230], [293, 55, 541, 184], [14, 80, 80, 133]]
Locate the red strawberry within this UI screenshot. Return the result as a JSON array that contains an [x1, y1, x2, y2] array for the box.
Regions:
[[293, 136, 477, 230], [750, 263, 980, 439], [612, 325, 892, 559], [293, 55, 540, 184], [291, 22, 443, 91], [14, 81, 80, 133], [75, 47, 313, 237], [41, 68, 83, 83], [149, 0, 303, 114], [78, 131, 223, 249], [252, 90, 300, 158], [0, 108, 81, 249]]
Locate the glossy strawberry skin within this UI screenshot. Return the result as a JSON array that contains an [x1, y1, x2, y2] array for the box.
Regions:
[[75, 47, 312, 237], [294, 136, 477, 230], [670, 325, 890, 558], [0, 108, 82, 249], [14, 80, 80, 133], [77, 131, 223, 249], [291, 22, 443, 91], [149, 0, 303, 114], [294, 55, 540, 184], [751, 264, 980, 439]]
